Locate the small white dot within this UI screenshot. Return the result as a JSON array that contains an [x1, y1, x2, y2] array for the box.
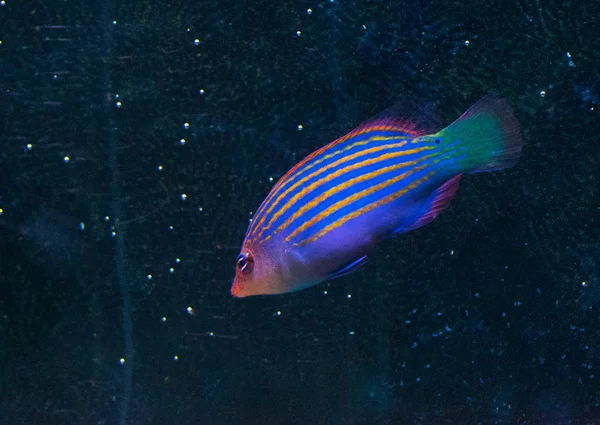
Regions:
[[199, 89, 205, 95], [187, 306, 194, 315], [63, 156, 70, 163], [269, 176, 274, 182], [26, 144, 33, 151], [169, 267, 174, 273], [306, 8, 312, 14], [104, 216, 110, 221], [173, 355, 179, 361], [323, 290, 328, 295], [209, 331, 214, 336], [157, 165, 163, 171], [194, 39, 200, 45], [168, 225, 174, 230], [116, 101, 122, 108], [180, 193, 187, 200], [464, 40, 470, 46], [296, 30, 302, 36], [582, 281, 588, 287], [112, 20, 117, 25], [297, 124, 303, 131], [0, 208, 3, 216], [119, 358, 126, 365], [539, 90, 546, 97], [180, 138, 186, 145], [274, 310, 282, 316], [183, 122, 190, 129], [79, 222, 85, 231], [147, 274, 152, 280], [161, 317, 167, 322], [175, 258, 181, 263], [349, 331, 355, 335], [111, 231, 117, 237], [198, 207, 203, 212]]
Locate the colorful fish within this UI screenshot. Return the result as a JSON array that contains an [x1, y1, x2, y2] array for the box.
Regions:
[[231, 96, 521, 297]]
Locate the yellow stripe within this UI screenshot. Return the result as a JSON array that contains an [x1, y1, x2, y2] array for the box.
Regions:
[[253, 145, 436, 243], [252, 125, 425, 235], [297, 172, 436, 245], [278, 159, 437, 243], [250, 134, 408, 241]]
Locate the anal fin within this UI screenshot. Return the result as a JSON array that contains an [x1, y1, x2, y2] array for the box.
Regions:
[[406, 174, 462, 231]]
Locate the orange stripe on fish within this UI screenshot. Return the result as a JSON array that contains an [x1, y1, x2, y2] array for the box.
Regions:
[[278, 160, 437, 243], [297, 171, 437, 246], [253, 145, 437, 243], [250, 134, 413, 239]]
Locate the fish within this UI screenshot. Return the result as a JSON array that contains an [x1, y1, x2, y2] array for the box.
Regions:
[[231, 95, 522, 297]]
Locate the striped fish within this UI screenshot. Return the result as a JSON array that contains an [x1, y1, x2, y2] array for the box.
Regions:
[[231, 96, 521, 297]]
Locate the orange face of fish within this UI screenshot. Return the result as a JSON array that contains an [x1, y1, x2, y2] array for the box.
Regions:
[[230, 243, 288, 297]]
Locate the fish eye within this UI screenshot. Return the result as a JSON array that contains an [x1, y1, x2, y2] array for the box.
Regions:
[[434, 138, 442, 144], [236, 252, 254, 274]]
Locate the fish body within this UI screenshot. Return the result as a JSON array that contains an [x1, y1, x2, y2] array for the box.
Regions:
[[231, 96, 521, 297]]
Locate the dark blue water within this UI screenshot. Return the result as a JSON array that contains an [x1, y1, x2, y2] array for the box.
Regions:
[[1, 1, 599, 424]]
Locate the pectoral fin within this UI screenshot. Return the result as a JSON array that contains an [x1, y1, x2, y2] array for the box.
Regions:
[[326, 255, 368, 280]]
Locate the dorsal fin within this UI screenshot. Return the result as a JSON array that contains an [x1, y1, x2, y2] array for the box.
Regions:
[[351, 98, 442, 137]]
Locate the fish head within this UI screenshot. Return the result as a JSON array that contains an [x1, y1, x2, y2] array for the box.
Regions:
[[230, 241, 288, 297]]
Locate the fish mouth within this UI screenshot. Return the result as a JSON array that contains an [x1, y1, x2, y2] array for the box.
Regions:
[[230, 280, 246, 298]]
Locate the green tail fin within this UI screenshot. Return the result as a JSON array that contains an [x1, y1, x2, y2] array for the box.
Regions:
[[438, 96, 522, 173]]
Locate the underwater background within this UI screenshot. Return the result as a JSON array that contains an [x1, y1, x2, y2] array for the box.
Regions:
[[0, 0, 599, 424]]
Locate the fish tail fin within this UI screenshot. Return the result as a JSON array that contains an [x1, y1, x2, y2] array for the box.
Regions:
[[438, 95, 522, 173]]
